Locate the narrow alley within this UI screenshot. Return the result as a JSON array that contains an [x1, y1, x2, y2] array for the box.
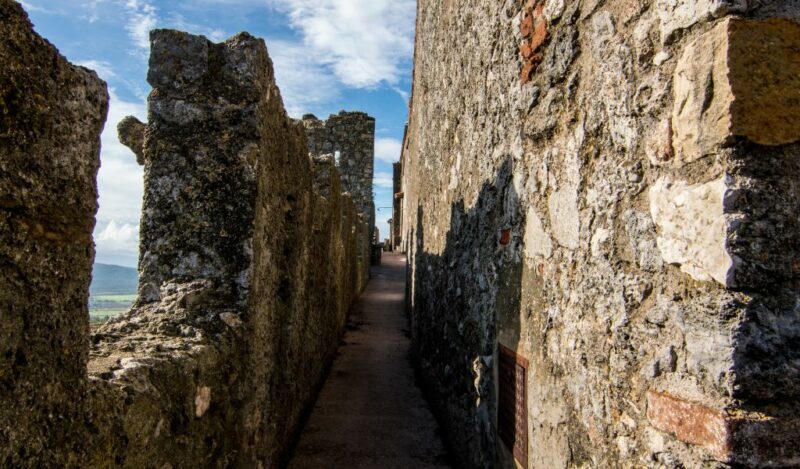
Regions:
[[287, 253, 452, 469]]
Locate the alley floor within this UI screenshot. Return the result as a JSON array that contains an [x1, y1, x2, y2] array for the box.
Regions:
[[287, 252, 452, 469]]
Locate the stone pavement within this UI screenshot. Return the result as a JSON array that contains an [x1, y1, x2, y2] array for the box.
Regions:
[[287, 253, 452, 469]]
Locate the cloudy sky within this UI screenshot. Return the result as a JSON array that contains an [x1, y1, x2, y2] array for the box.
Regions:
[[22, 0, 414, 267]]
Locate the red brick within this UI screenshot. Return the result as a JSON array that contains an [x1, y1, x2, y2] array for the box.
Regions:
[[530, 19, 548, 51], [520, 40, 534, 59], [520, 14, 533, 38], [647, 391, 730, 460], [533, 2, 544, 18], [647, 390, 800, 465], [500, 229, 511, 246], [521, 62, 535, 83]]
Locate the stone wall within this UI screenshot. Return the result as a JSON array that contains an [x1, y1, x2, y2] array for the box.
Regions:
[[0, 2, 108, 464], [401, 0, 800, 467], [301, 111, 375, 284], [301, 112, 376, 239], [391, 161, 404, 250], [1, 7, 372, 466]]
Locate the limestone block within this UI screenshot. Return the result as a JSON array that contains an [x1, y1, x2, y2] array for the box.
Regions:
[[657, 0, 746, 43], [624, 210, 663, 272], [523, 206, 552, 260], [147, 29, 210, 93], [118, 116, 146, 165], [672, 18, 800, 163], [548, 186, 580, 250], [649, 177, 733, 286]]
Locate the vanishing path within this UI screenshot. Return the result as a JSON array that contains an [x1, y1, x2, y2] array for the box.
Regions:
[[287, 252, 452, 469]]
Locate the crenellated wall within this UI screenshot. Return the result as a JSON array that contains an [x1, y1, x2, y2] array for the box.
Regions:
[[401, 0, 800, 467], [301, 111, 376, 283], [0, 4, 373, 466], [301, 113, 376, 229]]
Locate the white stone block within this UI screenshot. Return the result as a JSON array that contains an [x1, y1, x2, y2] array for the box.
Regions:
[[649, 176, 734, 286]]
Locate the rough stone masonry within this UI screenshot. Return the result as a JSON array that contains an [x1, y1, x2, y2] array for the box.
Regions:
[[0, 2, 108, 464], [301, 111, 377, 272], [0, 2, 374, 466], [400, 0, 800, 468]]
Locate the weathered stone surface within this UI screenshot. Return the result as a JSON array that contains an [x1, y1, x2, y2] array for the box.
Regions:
[[646, 391, 730, 460], [523, 206, 552, 260], [117, 115, 146, 165], [649, 176, 733, 285], [647, 390, 800, 466], [547, 186, 579, 250], [657, 0, 746, 43], [6, 0, 800, 466], [727, 18, 800, 146], [86, 30, 373, 467], [624, 210, 663, 272], [671, 22, 733, 164], [2, 18, 373, 467], [391, 160, 403, 250], [672, 18, 800, 163], [400, 1, 800, 468], [301, 112, 375, 286], [301, 112, 376, 225], [0, 2, 108, 465]]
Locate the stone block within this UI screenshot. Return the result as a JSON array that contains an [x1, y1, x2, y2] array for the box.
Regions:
[[523, 206, 552, 260], [657, 0, 746, 43], [117, 116, 146, 165], [672, 18, 800, 163], [649, 176, 733, 286], [647, 391, 800, 465], [548, 186, 580, 250], [646, 391, 731, 460], [147, 29, 210, 93]]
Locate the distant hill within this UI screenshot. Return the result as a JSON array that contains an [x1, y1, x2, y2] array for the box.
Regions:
[[90, 263, 138, 295]]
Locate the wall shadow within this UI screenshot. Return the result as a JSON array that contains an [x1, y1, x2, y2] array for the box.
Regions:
[[409, 157, 525, 468]]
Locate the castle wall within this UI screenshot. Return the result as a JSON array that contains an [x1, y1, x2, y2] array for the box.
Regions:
[[392, 161, 403, 250], [0, 2, 108, 464], [0, 7, 372, 466], [301, 112, 375, 285], [401, 1, 800, 467], [301, 112, 375, 225]]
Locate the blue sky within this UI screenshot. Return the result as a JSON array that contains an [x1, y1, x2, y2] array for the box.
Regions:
[[21, 0, 413, 267]]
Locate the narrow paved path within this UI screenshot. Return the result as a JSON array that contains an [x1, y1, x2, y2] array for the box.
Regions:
[[287, 253, 451, 469]]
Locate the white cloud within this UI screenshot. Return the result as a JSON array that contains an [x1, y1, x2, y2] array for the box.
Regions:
[[94, 88, 146, 262], [268, 39, 342, 117], [375, 137, 401, 164], [125, 0, 158, 53], [373, 171, 394, 189], [19, 1, 50, 13], [75, 60, 118, 80], [84, 0, 102, 22], [95, 220, 139, 253], [164, 12, 228, 42], [269, 0, 416, 88], [391, 86, 410, 104]]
